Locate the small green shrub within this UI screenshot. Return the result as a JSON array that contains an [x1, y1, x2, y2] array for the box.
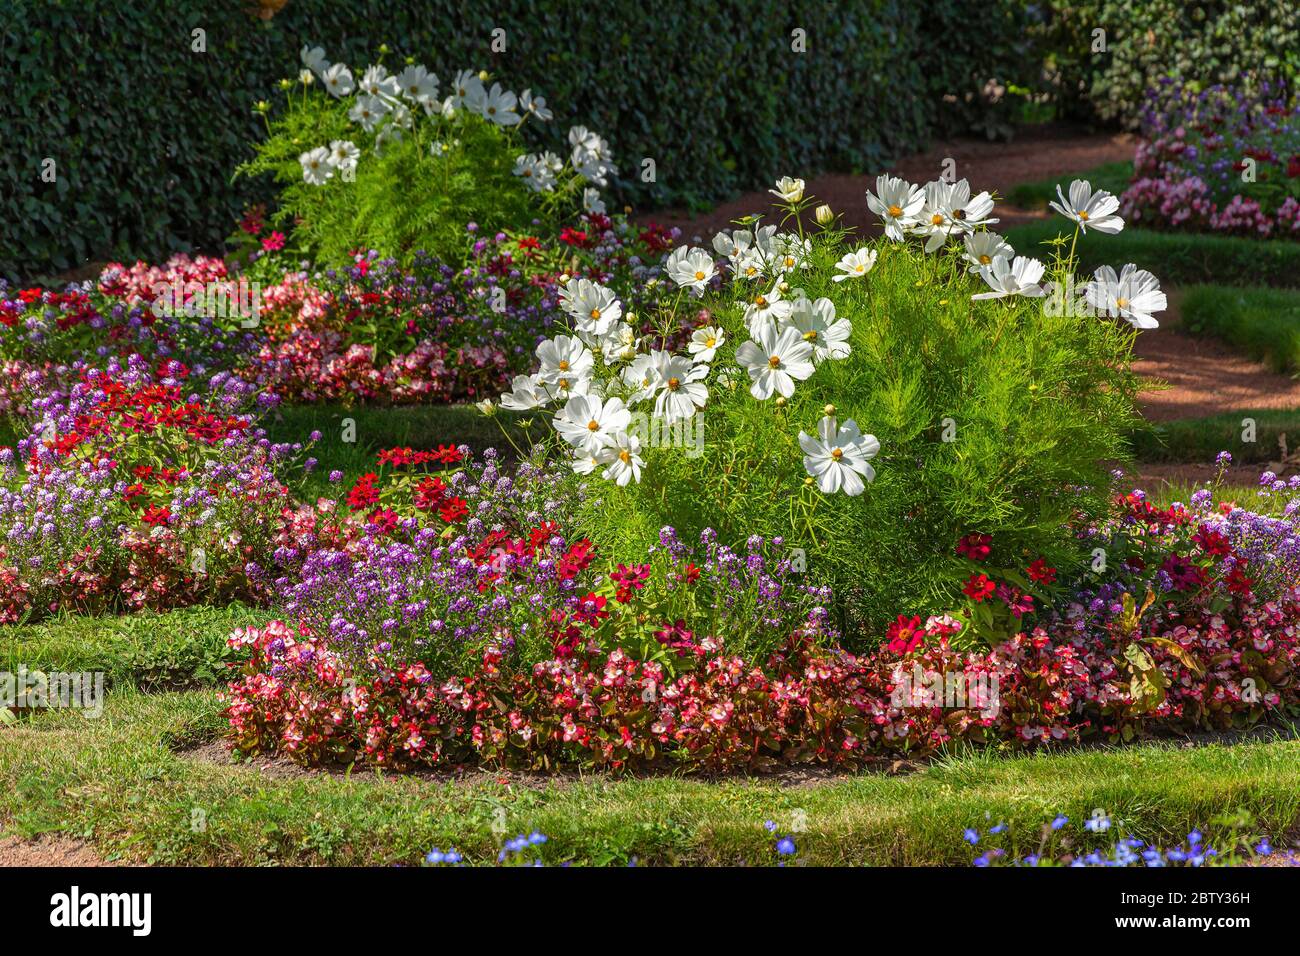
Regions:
[[237, 60, 602, 266]]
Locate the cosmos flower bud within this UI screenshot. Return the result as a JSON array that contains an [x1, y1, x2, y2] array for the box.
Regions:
[[814, 204, 834, 226]]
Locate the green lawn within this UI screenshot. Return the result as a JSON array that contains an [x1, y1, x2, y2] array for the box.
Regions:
[[3, 607, 1298, 866], [1130, 408, 1300, 465], [1182, 285, 1300, 375]]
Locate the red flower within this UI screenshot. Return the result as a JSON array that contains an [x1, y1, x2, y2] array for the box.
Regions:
[[558, 539, 595, 580], [572, 592, 609, 627], [378, 446, 417, 467], [1225, 567, 1254, 597], [346, 473, 381, 511], [559, 227, 589, 248], [413, 476, 448, 511], [682, 562, 701, 584], [141, 505, 171, 527], [438, 496, 469, 523], [1192, 524, 1232, 557], [885, 615, 925, 655], [366, 508, 400, 533], [431, 444, 463, 465], [1288, 155, 1300, 179], [956, 533, 992, 562], [962, 573, 996, 602], [1026, 558, 1057, 585], [261, 231, 286, 252], [610, 562, 651, 603]]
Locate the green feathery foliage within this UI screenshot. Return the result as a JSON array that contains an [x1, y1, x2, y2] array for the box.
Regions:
[[570, 210, 1143, 642]]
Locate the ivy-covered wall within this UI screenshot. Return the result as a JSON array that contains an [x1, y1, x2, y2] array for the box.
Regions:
[[0, 0, 1036, 282]]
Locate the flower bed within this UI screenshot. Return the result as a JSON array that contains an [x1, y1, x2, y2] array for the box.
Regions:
[[1122, 80, 1300, 240]]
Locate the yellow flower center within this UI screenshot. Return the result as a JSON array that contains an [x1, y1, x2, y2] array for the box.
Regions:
[[587, 420, 600, 431], [590, 308, 601, 320], [803, 330, 818, 342], [979, 254, 991, 264], [1116, 297, 1129, 308], [887, 204, 903, 217], [768, 355, 782, 368], [705, 336, 716, 347], [931, 213, 943, 226], [694, 270, 706, 281], [755, 295, 768, 308], [557, 377, 570, 389], [831, 448, 843, 460], [619, 449, 631, 464], [784, 256, 795, 267], [855, 265, 865, 273], [1078, 210, 1090, 221], [667, 377, 681, 390], [558, 360, 570, 371]]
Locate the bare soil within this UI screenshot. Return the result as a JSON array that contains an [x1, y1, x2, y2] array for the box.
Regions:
[[0, 832, 113, 867]]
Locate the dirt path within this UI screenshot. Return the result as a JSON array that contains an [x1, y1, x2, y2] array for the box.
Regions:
[[1134, 289, 1300, 423], [0, 832, 113, 867]]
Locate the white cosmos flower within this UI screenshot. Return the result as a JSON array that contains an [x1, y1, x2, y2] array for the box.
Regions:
[[1084, 263, 1166, 329], [554, 394, 632, 455], [569, 126, 616, 185], [539, 151, 564, 173], [799, 416, 880, 496], [651, 354, 709, 424], [914, 178, 998, 252], [769, 176, 806, 203], [348, 94, 387, 132], [473, 82, 521, 126], [583, 188, 606, 215], [688, 326, 725, 363], [395, 65, 438, 105], [787, 296, 851, 362], [833, 247, 877, 282], [359, 64, 400, 100], [972, 255, 1047, 300], [735, 323, 816, 400], [597, 431, 644, 486], [622, 353, 661, 403], [712, 228, 752, 260], [298, 69, 315, 86], [520, 89, 553, 121], [513, 154, 556, 192], [866, 174, 925, 241], [962, 232, 1014, 274], [665, 246, 717, 293], [535, 334, 594, 389], [499, 373, 550, 411], [321, 63, 355, 98], [600, 323, 639, 363], [571, 451, 601, 476], [732, 248, 766, 282], [299, 147, 335, 185], [450, 70, 485, 109], [742, 284, 794, 337], [300, 45, 328, 76], [767, 233, 811, 275], [1049, 179, 1125, 234], [328, 140, 360, 173], [559, 278, 621, 337]]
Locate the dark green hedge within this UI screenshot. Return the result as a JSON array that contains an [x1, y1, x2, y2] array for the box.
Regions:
[[0, 0, 1034, 282]]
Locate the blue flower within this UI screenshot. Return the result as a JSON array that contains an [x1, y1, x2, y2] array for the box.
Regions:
[[1051, 814, 1068, 831], [425, 848, 445, 864], [776, 837, 797, 856], [1256, 839, 1274, 856], [989, 823, 1007, 834], [764, 820, 778, 833], [964, 828, 980, 845], [528, 831, 548, 846]]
